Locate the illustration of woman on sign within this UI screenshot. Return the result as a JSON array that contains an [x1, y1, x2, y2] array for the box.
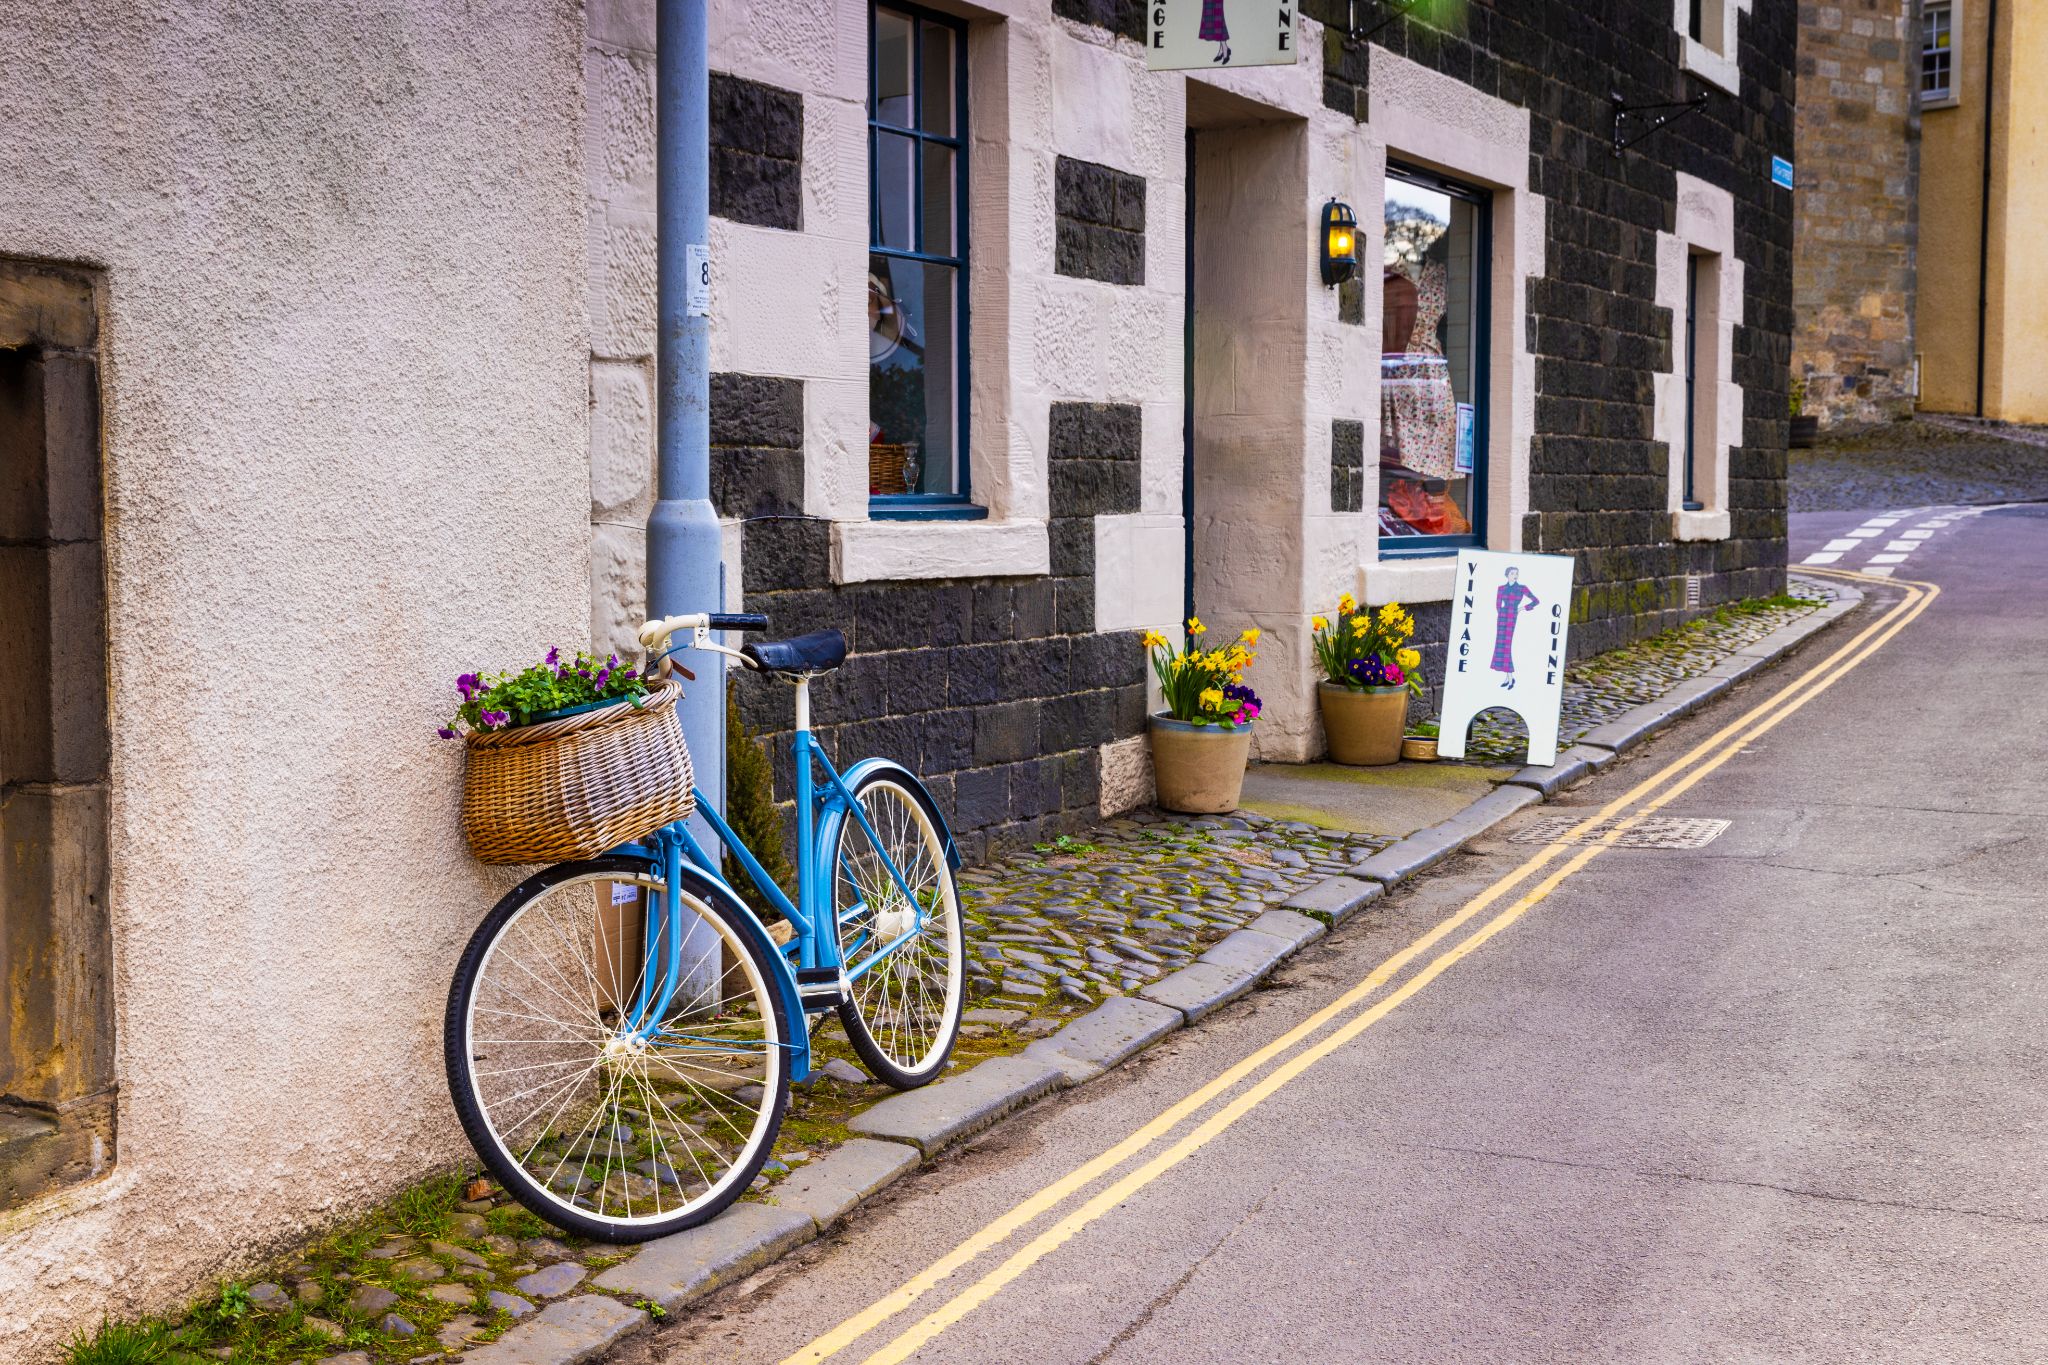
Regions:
[[1200, 0, 1231, 63], [1492, 566, 1541, 689]]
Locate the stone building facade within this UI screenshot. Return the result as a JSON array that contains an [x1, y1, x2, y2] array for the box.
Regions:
[[587, 0, 1796, 857], [1790, 0, 1920, 429]]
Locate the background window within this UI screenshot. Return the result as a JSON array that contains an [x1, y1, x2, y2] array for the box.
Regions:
[[1379, 165, 1490, 555], [1922, 2, 1953, 101], [868, 3, 972, 514]]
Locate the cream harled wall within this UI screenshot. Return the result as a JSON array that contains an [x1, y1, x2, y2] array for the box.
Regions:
[[0, 4, 589, 1358]]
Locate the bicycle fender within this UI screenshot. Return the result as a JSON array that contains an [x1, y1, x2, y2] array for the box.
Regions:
[[834, 757, 963, 871]]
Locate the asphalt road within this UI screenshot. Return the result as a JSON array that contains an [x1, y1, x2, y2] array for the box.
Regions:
[[620, 502, 2048, 1363]]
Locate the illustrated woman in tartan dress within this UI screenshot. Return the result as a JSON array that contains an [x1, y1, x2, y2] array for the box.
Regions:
[[1200, 0, 1232, 63], [1492, 567, 1540, 689]]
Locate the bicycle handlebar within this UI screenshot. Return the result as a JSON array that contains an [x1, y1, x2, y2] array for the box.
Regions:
[[636, 612, 771, 650]]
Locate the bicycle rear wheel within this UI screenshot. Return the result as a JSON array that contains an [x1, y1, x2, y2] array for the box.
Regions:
[[829, 765, 964, 1088], [445, 855, 790, 1242]]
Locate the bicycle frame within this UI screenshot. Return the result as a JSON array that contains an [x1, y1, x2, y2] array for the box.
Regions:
[[608, 675, 952, 1083]]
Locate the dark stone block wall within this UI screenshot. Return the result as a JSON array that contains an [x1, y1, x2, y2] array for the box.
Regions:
[[1054, 156, 1147, 286], [709, 73, 802, 231], [1295, 0, 1794, 665], [1330, 419, 1365, 513], [716, 384, 1148, 861]]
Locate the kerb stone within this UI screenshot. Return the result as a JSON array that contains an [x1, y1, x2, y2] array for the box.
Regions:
[[1244, 908, 1327, 952], [847, 1055, 1067, 1154], [1351, 785, 1542, 886], [1139, 960, 1257, 1023], [767, 1138, 920, 1228], [593, 1201, 816, 1311], [1281, 875, 1384, 926], [457, 1295, 646, 1365], [1196, 929, 1293, 979], [1022, 995, 1183, 1083]]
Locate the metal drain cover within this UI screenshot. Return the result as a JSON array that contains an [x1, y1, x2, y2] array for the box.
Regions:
[[1512, 815, 1731, 849]]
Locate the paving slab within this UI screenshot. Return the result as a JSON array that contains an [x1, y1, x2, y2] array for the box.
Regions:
[[1238, 758, 1517, 837], [1139, 960, 1259, 1022], [1244, 908, 1326, 952], [592, 1202, 815, 1312], [766, 1138, 920, 1229], [1196, 928, 1294, 979], [1350, 784, 1543, 886], [458, 1295, 645, 1365], [846, 1055, 1066, 1154], [1022, 995, 1184, 1083], [1280, 875, 1384, 926]]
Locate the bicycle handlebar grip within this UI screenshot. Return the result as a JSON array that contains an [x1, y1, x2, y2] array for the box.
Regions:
[[709, 613, 770, 632]]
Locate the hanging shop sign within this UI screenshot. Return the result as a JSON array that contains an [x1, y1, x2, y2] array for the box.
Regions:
[[1436, 549, 1576, 768], [1147, 0, 1298, 71]]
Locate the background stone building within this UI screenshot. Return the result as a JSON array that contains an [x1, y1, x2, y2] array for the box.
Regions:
[[1790, 0, 1919, 428]]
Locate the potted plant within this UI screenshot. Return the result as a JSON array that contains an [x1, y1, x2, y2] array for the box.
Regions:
[[1143, 619, 1263, 814], [1789, 376, 1818, 449], [439, 647, 695, 864], [1311, 595, 1424, 766], [1402, 719, 1440, 763]]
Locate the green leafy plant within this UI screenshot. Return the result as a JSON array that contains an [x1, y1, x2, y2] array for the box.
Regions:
[[389, 1170, 465, 1237], [1033, 834, 1101, 856], [726, 681, 795, 918], [65, 1320, 172, 1365], [1310, 595, 1425, 696], [1142, 618, 1263, 727], [1406, 719, 1440, 738], [635, 1298, 669, 1321], [1789, 374, 1807, 418], [439, 647, 649, 736]]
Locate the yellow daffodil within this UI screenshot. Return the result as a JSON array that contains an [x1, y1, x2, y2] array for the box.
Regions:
[[1350, 615, 1368, 631], [1311, 615, 1328, 631], [1338, 593, 1357, 614], [1397, 648, 1421, 669], [1377, 602, 1405, 626], [1199, 687, 1224, 711], [1187, 616, 1206, 636], [1141, 629, 1168, 650], [1240, 627, 1261, 646]]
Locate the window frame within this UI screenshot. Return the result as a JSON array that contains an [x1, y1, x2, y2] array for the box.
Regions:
[[866, 0, 980, 521], [1921, 0, 1957, 107], [1378, 159, 1493, 562]]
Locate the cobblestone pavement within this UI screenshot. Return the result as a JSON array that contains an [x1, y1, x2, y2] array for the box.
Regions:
[[954, 812, 1385, 1012], [1462, 582, 1836, 763], [1791, 418, 2048, 512]]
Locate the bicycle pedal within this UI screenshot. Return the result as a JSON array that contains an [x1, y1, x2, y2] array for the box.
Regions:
[[794, 966, 850, 1011]]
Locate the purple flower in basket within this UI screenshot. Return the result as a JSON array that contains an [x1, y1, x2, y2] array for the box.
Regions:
[[595, 667, 611, 689], [456, 672, 480, 700], [480, 709, 511, 729], [545, 646, 560, 666], [437, 726, 457, 740]]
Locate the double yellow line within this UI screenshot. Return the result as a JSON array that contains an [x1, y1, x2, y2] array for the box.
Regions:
[[788, 568, 1932, 1365]]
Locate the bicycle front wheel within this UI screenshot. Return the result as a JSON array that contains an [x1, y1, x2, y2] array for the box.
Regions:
[[445, 855, 790, 1243], [829, 766, 965, 1088]]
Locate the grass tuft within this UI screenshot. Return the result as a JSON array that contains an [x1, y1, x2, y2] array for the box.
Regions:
[[65, 1320, 171, 1365]]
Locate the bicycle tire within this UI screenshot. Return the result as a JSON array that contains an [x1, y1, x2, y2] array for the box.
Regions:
[[444, 854, 791, 1243]]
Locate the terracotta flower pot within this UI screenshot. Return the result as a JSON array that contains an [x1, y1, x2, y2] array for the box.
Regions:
[[1148, 714, 1253, 814], [1319, 682, 1407, 766], [1401, 735, 1439, 762]]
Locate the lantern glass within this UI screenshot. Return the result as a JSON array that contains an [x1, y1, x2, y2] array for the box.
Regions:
[[1320, 200, 1360, 287]]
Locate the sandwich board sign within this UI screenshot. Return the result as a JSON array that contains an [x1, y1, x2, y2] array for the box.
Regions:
[[1436, 549, 1576, 768], [1147, 0, 1299, 71]]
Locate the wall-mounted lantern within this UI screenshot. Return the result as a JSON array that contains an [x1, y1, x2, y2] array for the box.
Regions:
[[1320, 199, 1360, 287]]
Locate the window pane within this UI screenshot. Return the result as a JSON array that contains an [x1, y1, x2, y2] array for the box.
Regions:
[[875, 131, 915, 251], [920, 143, 956, 257], [875, 8, 913, 127], [1380, 178, 1483, 543], [869, 256, 961, 497], [920, 21, 955, 136]]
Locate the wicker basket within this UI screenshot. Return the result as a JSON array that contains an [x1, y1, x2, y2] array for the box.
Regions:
[[459, 680, 694, 864], [869, 442, 909, 495]]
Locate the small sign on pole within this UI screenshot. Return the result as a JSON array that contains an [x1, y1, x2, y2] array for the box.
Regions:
[[1147, 0, 1298, 71], [1436, 549, 1576, 768]]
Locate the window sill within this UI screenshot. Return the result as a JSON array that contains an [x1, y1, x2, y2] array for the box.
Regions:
[[867, 498, 990, 522], [1679, 35, 1741, 96], [1360, 554, 1460, 605], [831, 517, 1049, 584], [1672, 508, 1732, 542], [1922, 94, 1960, 111]]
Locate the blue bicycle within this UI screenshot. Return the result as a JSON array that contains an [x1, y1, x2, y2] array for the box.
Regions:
[[444, 612, 966, 1242]]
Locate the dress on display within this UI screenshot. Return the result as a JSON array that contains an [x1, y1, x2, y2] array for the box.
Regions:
[[1379, 261, 1456, 482], [1491, 580, 1540, 674], [1199, 0, 1229, 41]]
